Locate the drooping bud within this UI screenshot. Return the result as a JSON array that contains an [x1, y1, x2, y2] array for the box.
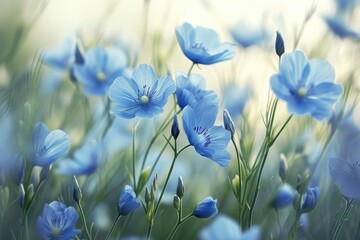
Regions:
[[223, 109, 235, 138], [117, 185, 141, 216], [275, 31, 285, 57], [279, 153, 288, 183], [171, 114, 180, 140], [176, 176, 185, 199], [73, 176, 82, 203]]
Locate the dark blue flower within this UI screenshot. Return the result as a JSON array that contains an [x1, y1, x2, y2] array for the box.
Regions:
[[199, 214, 261, 240], [271, 184, 296, 209], [300, 187, 319, 213], [324, 15, 360, 40], [182, 103, 231, 167], [176, 73, 219, 109], [72, 46, 128, 96], [230, 21, 269, 49], [175, 22, 236, 65], [329, 136, 360, 199], [193, 197, 218, 218], [118, 185, 141, 216], [108, 64, 176, 119], [31, 122, 71, 167], [270, 51, 343, 121], [56, 141, 101, 175], [37, 201, 80, 240]]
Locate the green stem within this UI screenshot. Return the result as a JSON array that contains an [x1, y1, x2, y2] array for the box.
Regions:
[[76, 201, 92, 240], [104, 214, 121, 240], [332, 199, 354, 240], [132, 120, 141, 191], [231, 138, 242, 224], [187, 63, 195, 76], [167, 214, 193, 240]]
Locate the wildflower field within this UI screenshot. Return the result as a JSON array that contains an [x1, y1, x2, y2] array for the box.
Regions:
[[1, 0, 360, 239]]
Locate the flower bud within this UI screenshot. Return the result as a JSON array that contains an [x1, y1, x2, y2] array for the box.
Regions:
[[145, 187, 151, 204], [223, 109, 235, 138], [279, 153, 288, 183], [19, 184, 25, 209], [231, 174, 240, 200], [73, 176, 82, 203], [173, 195, 181, 211], [270, 184, 296, 209], [193, 197, 218, 218], [171, 114, 180, 140], [176, 176, 185, 199], [275, 31, 285, 57], [152, 174, 158, 193], [118, 185, 140, 216], [300, 187, 319, 213], [138, 167, 151, 192]]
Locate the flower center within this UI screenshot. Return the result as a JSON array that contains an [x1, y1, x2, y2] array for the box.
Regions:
[[297, 87, 307, 97], [97, 71, 106, 82], [140, 95, 149, 104], [51, 227, 61, 237]]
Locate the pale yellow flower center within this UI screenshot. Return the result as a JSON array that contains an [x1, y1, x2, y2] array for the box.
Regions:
[[140, 95, 149, 104], [96, 71, 106, 82], [297, 87, 307, 97]]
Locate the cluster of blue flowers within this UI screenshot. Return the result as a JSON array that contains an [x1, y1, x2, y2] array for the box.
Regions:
[[1, 0, 359, 239]]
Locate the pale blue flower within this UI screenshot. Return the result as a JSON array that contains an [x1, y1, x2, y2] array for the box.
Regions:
[[193, 197, 218, 218], [43, 37, 76, 70], [271, 184, 297, 209], [31, 122, 71, 167], [199, 214, 261, 240], [270, 51, 343, 121], [182, 103, 231, 167], [334, 0, 358, 13], [108, 64, 176, 119], [175, 22, 236, 65], [176, 73, 218, 109], [324, 15, 360, 40], [329, 136, 360, 199], [118, 185, 141, 216], [56, 141, 101, 175], [37, 201, 80, 240], [73, 46, 128, 96], [230, 21, 269, 48]]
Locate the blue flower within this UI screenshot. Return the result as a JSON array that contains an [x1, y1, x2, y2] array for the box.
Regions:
[[270, 51, 343, 121], [108, 64, 176, 119], [300, 187, 319, 213], [56, 141, 101, 175], [43, 37, 76, 70], [118, 185, 141, 216], [329, 136, 360, 199], [175, 22, 236, 65], [221, 82, 250, 119], [193, 197, 218, 218], [72, 46, 128, 96], [230, 21, 269, 49], [199, 214, 261, 240], [334, 0, 358, 13], [37, 201, 80, 240], [270, 184, 297, 209], [31, 122, 71, 167], [324, 15, 360, 40], [182, 103, 231, 167], [176, 73, 219, 109]]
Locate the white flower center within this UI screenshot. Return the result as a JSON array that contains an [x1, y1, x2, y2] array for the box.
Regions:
[[140, 95, 149, 104], [297, 87, 307, 97], [97, 71, 106, 82]]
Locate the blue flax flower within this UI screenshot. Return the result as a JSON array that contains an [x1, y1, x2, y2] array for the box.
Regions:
[[108, 64, 176, 119], [176, 73, 218, 109], [31, 122, 71, 167], [56, 141, 101, 175], [270, 51, 343, 121], [270, 184, 297, 209], [230, 20, 269, 49], [300, 187, 319, 213], [193, 197, 218, 218], [324, 15, 360, 41], [37, 201, 80, 240], [329, 136, 360, 199], [175, 22, 236, 65], [118, 185, 141, 216], [182, 103, 231, 167], [72, 46, 128, 96], [199, 214, 261, 240]]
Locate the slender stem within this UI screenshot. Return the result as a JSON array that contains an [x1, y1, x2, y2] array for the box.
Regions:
[[76, 201, 92, 240], [132, 120, 141, 191], [105, 214, 121, 240], [167, 214, 193, 240], [270, 115, 293, 146], [332, 199, 354, 240], [187, 63, 195, 76], [231, 138, 242, 224]]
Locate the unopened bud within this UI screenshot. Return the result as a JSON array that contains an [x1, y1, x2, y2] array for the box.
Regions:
[[145, 187, 151, 204], [176, 176, 185, 199], [138, 167, 151, 192], [19, 184, 25, 209], [279, 154, 288, 183], [231, 175, 240, 200], [173, 195, 181, 211], [171, 115, 180, 140], [73, 176, 82, 203], [223, 109, 235, 138], [275, 31, 285, 57]]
